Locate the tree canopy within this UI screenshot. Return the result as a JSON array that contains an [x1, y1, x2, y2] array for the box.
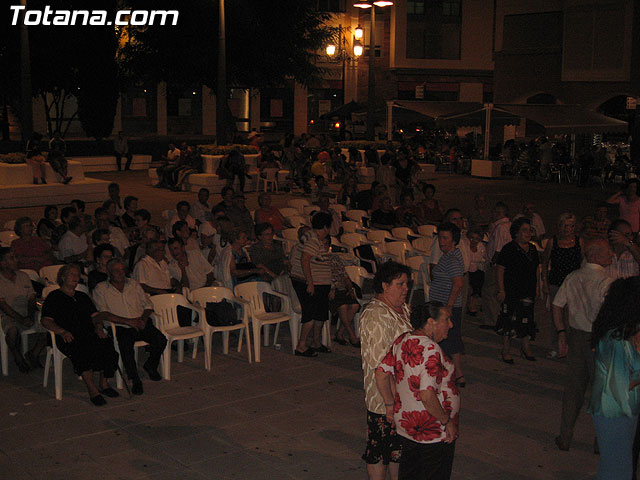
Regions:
[[119, 0, 334, 90]]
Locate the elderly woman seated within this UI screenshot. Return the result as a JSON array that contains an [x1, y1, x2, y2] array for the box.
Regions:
[[40, 263, 119, 406], [11, 216, 56, 272]]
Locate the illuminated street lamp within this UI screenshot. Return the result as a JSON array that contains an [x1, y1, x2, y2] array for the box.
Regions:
[[353, 42, 364, 57], [326, 44, 336, 56], [354, 25, 363, 40], [353, 0, 393, 140]]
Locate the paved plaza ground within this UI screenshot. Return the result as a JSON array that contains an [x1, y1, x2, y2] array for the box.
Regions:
[[0, 171, 615, 479]]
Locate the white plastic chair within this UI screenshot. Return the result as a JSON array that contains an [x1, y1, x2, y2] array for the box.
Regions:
[[345, 209, 369, 224], [104, 321, 150, 390], [392, 227, 418, 240], [42, 330, 68, 400], [0, 231, 18, 247], [279, 207, 300, 218], [332, 204, 347, 216], [341, 233, 370, 249], [3, 220, 16, 231], [367, 229, 392, 243], [257, 168, 279, 193], [303, 205, 319, 216], [412, 237, 432, 255], [418, 225, 438, 237], [342, 221, 359, 233], [234, 281, 292, 362], [20, 268, 42, 284], [288, 198, 311, 215], [190, 286, 252, 369], [39, 265, 64, 285], [406, 256, 430, 304], [288, 215, 308, 229], [385, 241, 412, 264], [150, 294, 207, 380]]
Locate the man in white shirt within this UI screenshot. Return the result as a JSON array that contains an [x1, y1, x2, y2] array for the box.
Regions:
[[190, 188, 212, 224], [167, 200, 197, 237], [133, 240, 177, 295], [91, 207, 130, 258], [552, 239, 613, 451], [606, 219, 640, 279], [481, 202, 512, 328], [58, 215, 89, 264], [167, 237, 215, 291], [93, 259, 167, 394]]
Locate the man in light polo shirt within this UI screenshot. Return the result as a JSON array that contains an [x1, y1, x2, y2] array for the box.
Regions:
[[133, 240, 178, 295], [0, 247, 46, 372], [58, 215, 89, 264], [167, 237, 215, 291], [552, 239, 613, 451], [94, 258, 167, 395]]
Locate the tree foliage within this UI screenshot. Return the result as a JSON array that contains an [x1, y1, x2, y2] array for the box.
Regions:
[[119, 0, 334, 90]]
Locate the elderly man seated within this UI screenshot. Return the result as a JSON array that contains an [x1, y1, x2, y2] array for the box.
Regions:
[[167, 237, 215, 291], [133, 240, 178, 295], [93, 259, 167, 394], [57, 215, 89, 264], [0, 247, 46, 372]]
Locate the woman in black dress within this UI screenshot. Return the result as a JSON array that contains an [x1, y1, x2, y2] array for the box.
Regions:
[[41, 264, 119, 406], [495, 217, 540, 364]]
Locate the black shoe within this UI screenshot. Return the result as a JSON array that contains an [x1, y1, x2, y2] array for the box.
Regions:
[[521, 347, 536, 362], [555, 436, 569, 451], [333, 335, 347, 346], [501, 353, 514, 365], [143, 362, 162, 381], [100, 387, 119, 398], [310, 345, 332, 354], [131, 380, 144, 395], [90, 394, 106, 406], [294, 348, 317, 358], [62, 176, 72, 184]]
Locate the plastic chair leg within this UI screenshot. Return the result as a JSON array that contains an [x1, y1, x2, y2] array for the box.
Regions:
[[262, 324, 270, 347], [53, 352, 63, 400], [244, 327, 252, 363], [43, 347, 52, 387], [163, 343, 171, 380], [289, 314, 300, 353], [177, 340, 184, 363], [116, 358, 124, 390], [273, 323, 280, 345], [0, 334, 8, 376], [322, 321, 332, 348], [253, 322, 262, 363], [203, 336, 211, 371], [205, 331, 213, 370], [222, 331, 230, 354]]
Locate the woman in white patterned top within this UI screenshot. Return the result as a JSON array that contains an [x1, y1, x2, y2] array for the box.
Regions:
[[360, 261, 412, 480]]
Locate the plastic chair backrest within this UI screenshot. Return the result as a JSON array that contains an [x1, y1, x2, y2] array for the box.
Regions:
[[406, 256, 425, 271], [279, 208, 300, 218], [150, 294, 193, 330], [190, 286, 235, 307], [20, 269, 41, 283], [344, 265, 368, 288], [289, 216, 307, 229], [281, 228, 299, 242], [262, 168, 279, 181], [288, 199, 310, 214], [0, 231, 18, 247], [412, 237, 432, 254], [342, 221, 359, 233], [346, 210, 368, 223], [341, 233, 368, 248], [3, 220, 16, 231], [392, 227, 414, 240], [39, 265, 64, 285], [332, 204, 347, 215], [303, 205, 318, 216], [234, 281, 270, 316], [418, 225, 438, 237], [385, 241, 410, 259], [367, 230, 392, 243]]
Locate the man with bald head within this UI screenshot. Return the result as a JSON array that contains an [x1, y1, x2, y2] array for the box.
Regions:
[[552, 238, 613, 451]]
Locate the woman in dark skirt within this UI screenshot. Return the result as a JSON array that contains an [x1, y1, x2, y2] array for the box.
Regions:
[[41, 264, 119, 406], [495, 217, 540, 364]]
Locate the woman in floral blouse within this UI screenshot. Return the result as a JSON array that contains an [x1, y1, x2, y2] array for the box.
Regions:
[[376, 301, 460, 480]]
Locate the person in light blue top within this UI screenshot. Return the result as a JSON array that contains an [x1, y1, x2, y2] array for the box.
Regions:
[[589, 276, 640, 480]]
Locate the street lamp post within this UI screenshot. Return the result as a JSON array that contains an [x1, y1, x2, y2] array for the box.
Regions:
[[326, 25, 364, 106], [353, 0, 393, 141], [216, 0, 227, 145]]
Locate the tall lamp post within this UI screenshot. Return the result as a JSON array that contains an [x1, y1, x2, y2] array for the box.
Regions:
[[217, 0, 227, 145], [325, 25, 364, 105], [353, 0, 393, 141]]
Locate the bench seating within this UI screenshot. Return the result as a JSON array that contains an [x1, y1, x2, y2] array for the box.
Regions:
[[70, 155, 152, 172], [0, 161, 85, 185]]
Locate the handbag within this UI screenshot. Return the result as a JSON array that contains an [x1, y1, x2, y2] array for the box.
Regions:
[[205, 299, 239, 326]]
